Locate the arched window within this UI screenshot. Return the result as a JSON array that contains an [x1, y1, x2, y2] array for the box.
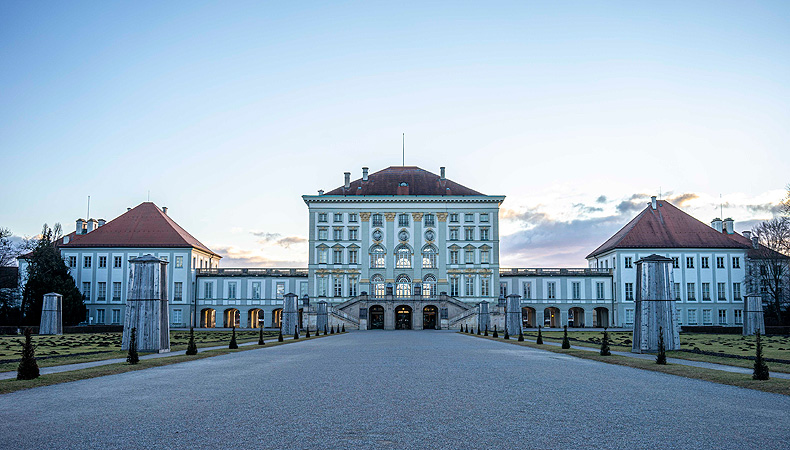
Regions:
[[395, 245, 411, 269], [371, 274, 385, 298], [422, 245, 437, 269], [370, 245, 386, 268], [422, 274, 437, 298], [396, 274, 411, 298]]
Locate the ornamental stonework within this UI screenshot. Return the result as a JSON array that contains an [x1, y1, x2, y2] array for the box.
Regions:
[[359, 212, 371, 221], [436, 213, 448, 222], [412, 212, 424, 221], [384, 213, 396, 221]]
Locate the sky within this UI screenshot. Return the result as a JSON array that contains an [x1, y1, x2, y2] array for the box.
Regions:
[[1, 1, 788, 268]]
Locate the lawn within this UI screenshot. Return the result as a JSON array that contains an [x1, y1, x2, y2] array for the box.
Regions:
[[521, 331, 790, 373], [0, 330, 280, 373]]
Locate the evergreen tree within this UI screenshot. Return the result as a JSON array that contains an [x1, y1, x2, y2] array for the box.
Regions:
[[465, 324, 468, 333], [537, 325, 543, 344], [518, 330, 524, 342], [258, 327, 265, 345], [656, 327, 667, 365], [476, 327, 480, 336], [324, 325, 328, 335], [504, 328, 509, 340], [600, 328, 611, 356], [21, 224, 86, 326], [278, 329, 284, 342], [186, 327, 198, 355], [342, 324, 345, 332], [229, 326, 238, 349], [294, 325, 299, 340], [330, 325, 335, 334], [484, 326, 488, 336], [492, 325, 498, 338], [127, 327, 139, 364], [16, 327, 39, 380], [753, 330, 770, 380], [315, 327, 320, 337], [561, 325, 570, 349], [305, 328, 311, 338], [470, 327, 474, 335]]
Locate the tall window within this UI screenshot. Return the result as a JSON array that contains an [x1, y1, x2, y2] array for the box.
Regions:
[[172, 309, 183, 325], [111, 309, 121, 324], [480, 213, 489, 223], [112, 282, 122, 301], [572, 282, 581, 300], [674, 283, 681, 300], [624, 283, 634, 301], [717, 282, 726, 301], [732, 257, 740, 268], [523, 282, 532, 299], [398, 214, 410, 227], [318, 229, 328, 240], [624, 257, 632, 269], [174, 282, 183, 301], [424, 214, 435, 227], [716, 257, 725, 269], [547, 282, 556, 299], [204, 282, 213, 299], [68, 256, 77, 268], [465, 276, 475, 296], [96, 309, 105, 324], [349, 277, 358, 297], [702, 283, 711, 301], [396, 275, 411, 298], [318, 213, 327, 222], [734, 309, 743, 324], [370, 246, 385, 268], [395, 245, 411, 268], [480, 249, 490, 263], [333, 213, 343, 222], [97, 282, 106, 301], [422, 275, 437, 298], [175, 256, 183, 268], [671, 257, 679, 269], [252, 282, 261, 299], [701, 257, 709, 269], [333, 277, 343, 297], [84, 256, 92, 268], [688, 309, 698, 325], [228, 283, 237, 299], [450, 249, 459, 264], [99, 256, 107, 268], [625, 309, 634, 324], [480, 228, 489, 241], [348, 228, 358, 240], [449, 213, 459, 223], [318, 277, 328, 296], [371, 274, 385, 298], [686, 257, 694, 269], [733, 282, 741, 300], [480, 277, 490, 296], [422, 245, 437, 269], [318, 248, 328, 264], [464, 248, 474, 264], [349, 213, 358, 222], [596, 282, 604, 300], [464, 227, 475, 241], [450, 276, 460, 297], [702, 309, 712, 325], [333, 248, 343, 264], [372, 214, 383, 227], [687, 283, 696, 301], [718, 309, 727, 325], [276, 283, 285, 299], [349, 249, 358, 264], [449, 228, 459, 241], [82, 282, 91, 300], [464, 213, 474, 222], [333, 228, 343, 240]]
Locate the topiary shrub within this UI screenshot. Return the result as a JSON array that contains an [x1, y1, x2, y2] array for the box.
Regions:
[[656, 326, 667, 365], [258, 327, 265, 345], [753, 330, 770, 380], [306, 328, 311, 338], [16, 327, 39, 380], [465, 324, 469, 333], [484, 326, 488, 336], [330, 325, 335, 334], [503, 328, 509, 340], [342, 324, 345, 332], [315, 327, 320, 337], [492, 325, 498, 338], [537, 325, 543, 344], [278, 329, 284, 342], [561, 325, 570, 349], [600, 328, 611, 356], [477, 327, 481, 335], [518, 330, 524, 342], [293, 325, 299, 340], [186, 327, 198, 355], [470, 327, 474, 335], [229, 326, 239, 349], [324, 325, 328, 335], [127, 327, 139, 364]]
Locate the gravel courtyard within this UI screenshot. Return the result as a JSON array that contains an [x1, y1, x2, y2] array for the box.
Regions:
[[0, 331, 788, 450]]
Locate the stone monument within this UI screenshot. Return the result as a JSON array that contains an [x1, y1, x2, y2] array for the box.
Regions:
[[632, 254, 680, 353], [478, 301, 490, 332], [743, 293, 765, 336], [505, 294, 522, 336], [282, 293, 299, 336], [39, 292, 63, 335], [122, 255, 170, 353], [316, 300, 328, 332]]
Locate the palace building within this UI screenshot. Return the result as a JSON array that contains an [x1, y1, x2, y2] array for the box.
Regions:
[[17, 165, 768, 331]]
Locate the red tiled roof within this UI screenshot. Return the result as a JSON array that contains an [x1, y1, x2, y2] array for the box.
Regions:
[[324, 166, 484, 196], [586, 201, 750, 258], [58, 202, 221, 258]]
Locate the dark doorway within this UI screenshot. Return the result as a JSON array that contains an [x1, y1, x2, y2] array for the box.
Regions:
[[395, 305, 412, 330], [423, 305, 438, 330], [369, 305, 385, 329]]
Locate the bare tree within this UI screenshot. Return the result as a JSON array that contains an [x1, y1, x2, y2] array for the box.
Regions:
[[748, 218, 790, 324]]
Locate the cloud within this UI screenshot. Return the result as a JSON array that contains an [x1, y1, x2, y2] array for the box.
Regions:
[[210, 246, 305, 268], [276, 236, 307, 248], [667, 193, 699, 207], [616, 193, 650, 214], [250, 231, 307, 248], [251, 231, 281, 241], [596, 195, 607, 204], [573, 203, 603, 214], [745, 203, 783, 215]]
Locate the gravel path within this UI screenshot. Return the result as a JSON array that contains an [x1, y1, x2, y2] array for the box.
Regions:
[[0, 331, 788, 450]]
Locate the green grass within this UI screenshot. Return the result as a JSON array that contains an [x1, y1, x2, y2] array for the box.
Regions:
[[0, 333, 331, 395], [522, 331, 790, 373], [0, 330, 279, 372], [470, 334, 790, 396]]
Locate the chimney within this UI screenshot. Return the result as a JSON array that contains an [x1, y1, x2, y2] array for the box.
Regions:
[[723, 217, 734, 234], [97, 219, 105, 227], [751, 235, 759, 249], [362, 167, 369, 181], [650, 196, 657, 210], [318, 190, 324, 196], [127, 207, 132, 211], [344, 172, 351, 189], [396, 182, 409, 195], [711, 218, 723, 233], [76, 219, 85, 234], [440, 167, 446, 180], [742, 230, 751, 240], [86, 218, 98, 233], [162, 207, 168, 215]]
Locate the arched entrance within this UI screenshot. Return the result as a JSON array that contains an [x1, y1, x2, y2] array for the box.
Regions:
[[522, 307, 536, 328], [423, 305, 438, 330], [200, 308, 216, 328], [271, 308, 283, 328], [395, 305, 412, 330], [569, 307, 585, 328], [544, 307, 560, 328], [369, 305, 385, 329], [248, 309, 263, 328], [594, 307, 609, 327], [224, 308, 240, 328]]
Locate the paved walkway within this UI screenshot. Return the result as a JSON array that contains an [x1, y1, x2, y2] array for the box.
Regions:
[[0, 331, 788, 450]]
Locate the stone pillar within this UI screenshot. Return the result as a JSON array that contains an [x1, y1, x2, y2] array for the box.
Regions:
[[632, 254, 680, 353], [39, 293, 63, 335], [282, 293, 299, 336], [122, 255, 170, 353], [506, 294, 521, 335], [743, 294, 765, 336], [316, 300, 328, 332], [478, 301, 490, 332]]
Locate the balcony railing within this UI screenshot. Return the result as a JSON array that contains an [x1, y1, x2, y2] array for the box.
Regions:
[[196, 268, 308, 277], [500, 268, 612, 276]]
